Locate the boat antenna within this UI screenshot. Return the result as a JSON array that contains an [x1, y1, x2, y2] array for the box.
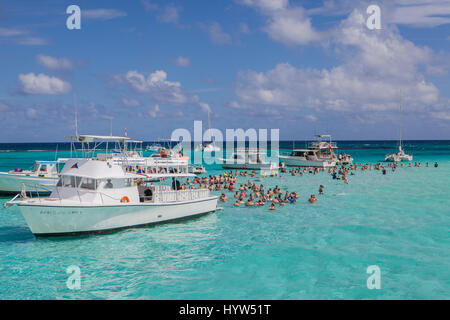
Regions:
[[74, 93, 79, 137], [110, 118, 113, 136]]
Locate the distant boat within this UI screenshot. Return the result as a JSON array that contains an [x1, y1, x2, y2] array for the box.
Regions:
[[146, 143, 162, 152], [221, 149, 278, 171], [195, 110, 221, 152], [280, 135, 352, 167], [385, 94, 413, 162], [0, 160, 66, 195], [195, 141, 221, 152]]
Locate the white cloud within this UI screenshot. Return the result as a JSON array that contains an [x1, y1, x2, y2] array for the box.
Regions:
[[141, 1, 182, 24], [232, 9, 441, 118], [117, 70, 189, 105], [25, 108, 38, 119], [14, 36, 47, 46], [0, 27, 47, 45], [141, 0, 158, 12], [115, 70, 212, 114], [19, 73, 72, 95], [306, 114, 318, 122], [83, 9, 127, 20], [201, 22, 232, 45], [238, 0, 322, 45], [238, 0, 289, 11], [308, 0, 450, 28], [176, 56, 190, 67], [389, 0, 450, 27], [264, 6, 322, 45], [148, 104, 161, 118], [157, 4, 182, 24], [431, 111, 450, 121], [37, 54, 73, 70], [121, 98, 141, 107], [0, 27, 27, 37], [198, 102, 212, 113], [239, 23, 251, 34]]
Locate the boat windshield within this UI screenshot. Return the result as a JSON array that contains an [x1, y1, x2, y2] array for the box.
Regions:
[[57, 176, 97, 190]]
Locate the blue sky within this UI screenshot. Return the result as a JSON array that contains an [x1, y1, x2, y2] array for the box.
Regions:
[[0, 0, 449, 142]]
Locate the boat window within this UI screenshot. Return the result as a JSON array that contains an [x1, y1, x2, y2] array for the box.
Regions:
[[99, 178, 132, 189], [58, 175, 81, 188], [80, 178, 97, 190]]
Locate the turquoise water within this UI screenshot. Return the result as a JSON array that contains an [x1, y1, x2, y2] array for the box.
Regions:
[[0, 141, 449, 299]]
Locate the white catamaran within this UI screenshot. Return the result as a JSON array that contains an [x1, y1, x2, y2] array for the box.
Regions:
[[385, 94, 413, 162]]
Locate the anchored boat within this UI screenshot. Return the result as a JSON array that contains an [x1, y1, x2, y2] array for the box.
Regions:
[[385, 94, 413, 162], [4, 158, 218, 236], [0, 159, 66, 195], [221, 149, 278, 171], [280, 135, 352, 167]]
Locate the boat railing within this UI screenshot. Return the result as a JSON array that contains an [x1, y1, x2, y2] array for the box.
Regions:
[[154, 188, 210, 203], [308, 141, 337, 149]]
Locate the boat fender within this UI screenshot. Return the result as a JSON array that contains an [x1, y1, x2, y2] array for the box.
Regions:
[[120, 196, 130, 203]]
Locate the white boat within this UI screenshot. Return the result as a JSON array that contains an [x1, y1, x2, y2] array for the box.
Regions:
[[0, 160, 66, 195], [221, 149, 278, 171], [188, 165, 206, 174], [385, 145, 413, 162], [90, 137, 192, 181], [4, 158, 218, 236], [195, 110, 221, 152], [385, 93, 413, 162], [195, 141, 221, 152], [280, 135, 351, 167], [279, 149, 336, 168], [146, 143, 162, 152]]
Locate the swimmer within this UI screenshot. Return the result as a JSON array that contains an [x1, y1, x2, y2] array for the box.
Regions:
[[308, 194, 317, 203], [219, 193, 228, 203], [319, 185, 324, 195], [233, 200, 240, 207], [269, 203, 275, 210]]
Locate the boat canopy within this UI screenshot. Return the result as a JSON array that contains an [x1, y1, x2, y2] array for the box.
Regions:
[[60, 159, 142, 179]]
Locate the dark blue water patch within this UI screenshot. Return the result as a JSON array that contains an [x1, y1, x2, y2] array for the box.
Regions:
[[0, 226, 35, 243]]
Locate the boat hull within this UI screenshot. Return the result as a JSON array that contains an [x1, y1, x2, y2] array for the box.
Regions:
[[17, 196, 218, 236], [279, 156, 336, 168], [0, 173, 57, 195]]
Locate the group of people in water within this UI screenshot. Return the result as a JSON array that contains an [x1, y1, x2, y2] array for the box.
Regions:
[[176, 169, 327, 210], [168, 158, 439, 210]]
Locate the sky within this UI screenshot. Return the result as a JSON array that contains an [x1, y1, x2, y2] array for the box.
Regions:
[[0, 0, 449, 142]]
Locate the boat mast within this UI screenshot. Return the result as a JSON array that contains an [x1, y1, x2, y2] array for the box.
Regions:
[[399, 91, 403, 150]]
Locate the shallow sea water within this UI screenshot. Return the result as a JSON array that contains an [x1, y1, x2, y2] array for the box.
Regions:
[[0, 141, 449, 299]]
